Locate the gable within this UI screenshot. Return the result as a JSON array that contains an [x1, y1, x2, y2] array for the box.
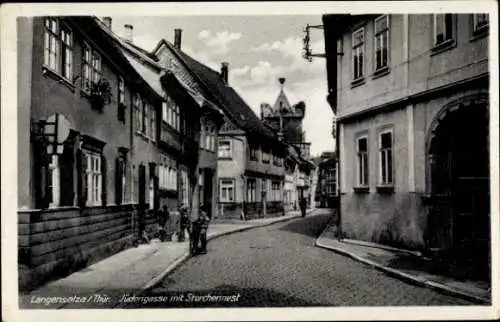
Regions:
[[156, 44, 204, 96]]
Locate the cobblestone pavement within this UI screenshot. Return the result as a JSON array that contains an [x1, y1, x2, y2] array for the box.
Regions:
[[123, 209, 475, 307]]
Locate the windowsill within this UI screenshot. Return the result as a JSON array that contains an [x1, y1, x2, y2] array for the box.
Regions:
[[351, 77, 366, 88], [372, 66, 390, 79], [376, 185, 394, 194], [430, 38, 456, 56], [353, 186, 370, 194], [218, 157, 233, 160], [470, 27, 489, 42], [42, 66, 75, 92]]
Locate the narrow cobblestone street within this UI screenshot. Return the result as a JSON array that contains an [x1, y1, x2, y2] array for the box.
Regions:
[[123, 210, 475, 307]]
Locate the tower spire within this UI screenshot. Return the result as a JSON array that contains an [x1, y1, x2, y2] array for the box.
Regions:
[[279, 77, 286, 91]]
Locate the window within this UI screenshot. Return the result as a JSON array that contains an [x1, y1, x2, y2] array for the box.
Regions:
[[48, 155, 60, 208], [246, 178, 256, 202], [134, 94, 142, 133], [374, 15, 389, 71], [218, 140, 232, 158], [44, 18, 73, 80], [379, 131, 393, 185], [118, 77, 126, 123], [162, 95, 180, 131], [150, 104, 156, 142], [205, 126, 210, 150], [249, 144, 258, 161], [181, 167, 189, 206], [84, 150, 102, 206], [352, 28, 364, 80], [142, 99, 149, 135], [434, 14, 454, 45], [357, 137, 369, 186], [220, 179, 235, 202], [200, 126, 205, 149], [262, 150, 270, 164], [210, 126, 217, 151], [115, 152, 127, 205], [159, 153, 177, 191], [473, 14, 489, 33], [271, 181, 281, 201], [82, 42, 101, 92]]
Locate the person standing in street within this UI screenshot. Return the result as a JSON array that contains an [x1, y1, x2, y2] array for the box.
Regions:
[[157, 205, 170, 242], [299, 196, 307, 218], [197, 204, 211, 254], [178, 204, 189, 242]]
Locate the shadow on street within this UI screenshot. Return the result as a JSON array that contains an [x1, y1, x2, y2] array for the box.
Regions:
[[277, 210, 335, 239]]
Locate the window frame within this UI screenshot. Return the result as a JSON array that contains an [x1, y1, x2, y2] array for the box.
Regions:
[[246, 178, 257, 202], [351, 27, 365, 83], [82, 41, 102, 93], [220, 178, 235, 202], [44, 17, 73, 81], [374, 15, 390, 73], [378, 129, 394, 186], [432, 14, 456, 52], [356, 135, 369, 188], [117, 76, 126, 123], [472, 13, 489, 36], [218, 139, 232, 159], [83, 149, 102, 206]]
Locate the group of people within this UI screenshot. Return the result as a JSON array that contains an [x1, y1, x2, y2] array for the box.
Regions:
[[157, 204, 211, 256]]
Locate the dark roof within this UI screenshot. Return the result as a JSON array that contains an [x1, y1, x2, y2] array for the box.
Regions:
[[170, 44, 280, 143], [123, 40, 160, 62]]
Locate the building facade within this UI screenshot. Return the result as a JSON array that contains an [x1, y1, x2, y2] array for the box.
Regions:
[[261, 78, 315, 208], [17, 16, 167, 290], [323, 14, 490, 278], [17, 16, 223, 291], [315, 151, 338, 208]]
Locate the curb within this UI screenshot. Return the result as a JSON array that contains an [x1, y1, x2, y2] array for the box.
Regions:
[[315, 238, 491, 305], [140, 212, 307, 292]]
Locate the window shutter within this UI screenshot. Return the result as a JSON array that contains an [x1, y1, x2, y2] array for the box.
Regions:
[[60, 145, 75, 206], [101, 155, 107, 206], [115, 157, 122, 205], [77, 149, 87, 208]]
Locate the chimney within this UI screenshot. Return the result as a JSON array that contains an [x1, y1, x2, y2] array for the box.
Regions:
[[124, 24, 133, 42], [174, 29, 182, 50], [102, 17, 112, 30], [221, 62, 229, 85]]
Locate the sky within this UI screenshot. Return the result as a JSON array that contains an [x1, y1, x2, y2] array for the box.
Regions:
[[110, 15, 335, 156]]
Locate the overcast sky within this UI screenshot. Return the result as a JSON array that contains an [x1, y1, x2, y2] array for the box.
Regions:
[[110, 15, 335, 156]]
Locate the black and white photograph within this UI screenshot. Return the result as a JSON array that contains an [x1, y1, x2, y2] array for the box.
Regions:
[[1, 1, 499, 321]]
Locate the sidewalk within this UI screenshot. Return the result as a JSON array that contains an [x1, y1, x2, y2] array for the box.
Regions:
[[315, 220, 491, 304], [20, 209, 310, 309]]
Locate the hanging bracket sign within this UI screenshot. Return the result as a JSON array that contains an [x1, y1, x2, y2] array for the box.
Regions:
[[44, 114, 71, 155]]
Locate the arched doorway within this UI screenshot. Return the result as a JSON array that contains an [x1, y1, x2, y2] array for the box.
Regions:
[[426, 94, 490, 280]]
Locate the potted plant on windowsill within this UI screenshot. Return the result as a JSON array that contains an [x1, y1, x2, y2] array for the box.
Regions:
[[90, 79, 112, 112]]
